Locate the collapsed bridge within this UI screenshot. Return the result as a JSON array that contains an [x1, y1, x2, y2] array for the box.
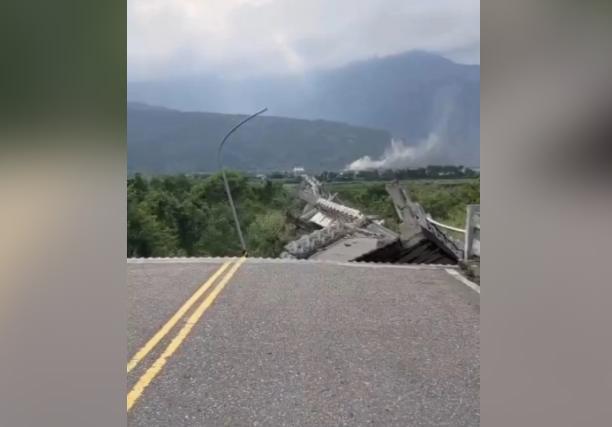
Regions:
[[281, 175, 477, 264]]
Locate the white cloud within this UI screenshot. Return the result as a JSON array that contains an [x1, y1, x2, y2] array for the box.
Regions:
[[128, 0, 479, 80]]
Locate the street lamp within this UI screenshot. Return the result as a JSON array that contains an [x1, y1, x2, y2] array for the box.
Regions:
[[217, 107, 268, 255]]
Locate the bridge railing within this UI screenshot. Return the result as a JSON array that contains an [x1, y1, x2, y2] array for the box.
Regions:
[[423, 204, 480, 261], [425, 216, 466, 234]]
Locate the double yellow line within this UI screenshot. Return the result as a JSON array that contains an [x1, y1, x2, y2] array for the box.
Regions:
[[127, 257, 246, 412]]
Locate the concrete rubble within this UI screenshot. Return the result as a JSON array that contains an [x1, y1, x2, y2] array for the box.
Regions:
[[281, 175, 464, 264]]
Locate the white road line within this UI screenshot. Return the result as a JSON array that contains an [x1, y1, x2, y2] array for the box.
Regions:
[[445, 268, 480, 294]]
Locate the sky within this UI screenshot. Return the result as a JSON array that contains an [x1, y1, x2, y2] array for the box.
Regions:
[[128, 0, 480, 81]]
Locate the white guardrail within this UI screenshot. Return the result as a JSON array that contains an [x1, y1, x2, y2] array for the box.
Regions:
[[425, 216, 466, 234], [425, 204, 480, 260]]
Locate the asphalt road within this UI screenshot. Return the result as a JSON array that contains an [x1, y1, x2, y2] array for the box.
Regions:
[[127, 259, 479, 426]]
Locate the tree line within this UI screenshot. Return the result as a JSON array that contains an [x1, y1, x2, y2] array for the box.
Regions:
[[128, 172, 480, 258], [127, 173, 298, 258], [317, 165, 479, 182]]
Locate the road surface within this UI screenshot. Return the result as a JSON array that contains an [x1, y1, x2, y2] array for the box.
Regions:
[[128, 258, 479, 426]]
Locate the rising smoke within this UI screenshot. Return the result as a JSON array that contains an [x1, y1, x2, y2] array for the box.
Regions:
[[346, 84, 476, 171], [347, 134, 445, 171]]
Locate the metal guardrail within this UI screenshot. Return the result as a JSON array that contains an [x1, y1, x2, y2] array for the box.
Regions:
[[425, 216, 466, 234], [425, 206, 480, 261]]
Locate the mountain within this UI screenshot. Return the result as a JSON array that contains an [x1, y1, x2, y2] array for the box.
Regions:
[[128, 103, 392, 174], [128, 51, 480, 166]]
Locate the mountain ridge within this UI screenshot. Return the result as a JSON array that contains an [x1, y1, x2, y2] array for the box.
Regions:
[[128, 51, 479, 168], [127, 103, 393, 174]]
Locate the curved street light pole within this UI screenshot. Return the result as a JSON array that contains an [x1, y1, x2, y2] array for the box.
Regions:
[[217, 107, 268, 255]]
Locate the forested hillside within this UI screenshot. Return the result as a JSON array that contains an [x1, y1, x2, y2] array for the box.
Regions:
[[128, 103, 391, 174]]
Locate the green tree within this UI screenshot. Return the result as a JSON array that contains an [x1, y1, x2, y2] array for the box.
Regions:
[[127, 202, 181, 257], [247, 211, 295, 257]]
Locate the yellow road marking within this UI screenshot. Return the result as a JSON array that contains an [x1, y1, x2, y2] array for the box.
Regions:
[[127, 261, 232, 373], [127, 257, 246, 412]]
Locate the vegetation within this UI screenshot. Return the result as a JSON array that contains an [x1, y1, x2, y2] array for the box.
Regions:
[[127, 172, 479, 258], [317, 165, 479, 182], [327, 179, 480, 232], [127, 173, 298, 258]]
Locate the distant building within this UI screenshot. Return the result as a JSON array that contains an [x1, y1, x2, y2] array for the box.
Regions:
[[292, 166, 305, 176]]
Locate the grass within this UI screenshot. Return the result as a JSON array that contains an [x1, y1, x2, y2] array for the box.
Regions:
[[324, 179, 480, 233]]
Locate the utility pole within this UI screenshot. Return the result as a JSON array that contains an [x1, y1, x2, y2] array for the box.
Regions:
[[216, 107, 268, 255]]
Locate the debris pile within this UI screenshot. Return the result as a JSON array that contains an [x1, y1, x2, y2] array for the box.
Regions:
[[281, 176, 462, 264]]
